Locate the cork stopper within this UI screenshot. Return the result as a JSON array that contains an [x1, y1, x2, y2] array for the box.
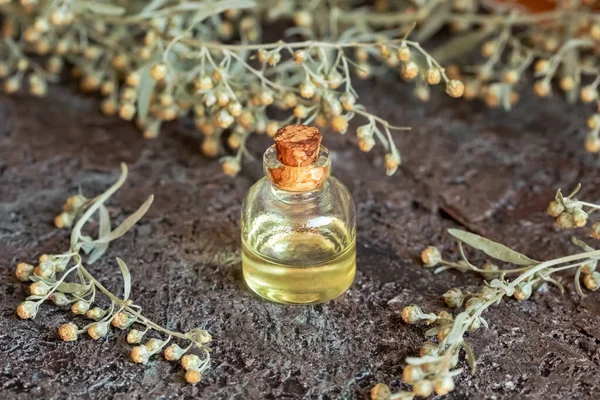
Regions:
[[274, 125, 322, 167], [266, 124, 329, 192]]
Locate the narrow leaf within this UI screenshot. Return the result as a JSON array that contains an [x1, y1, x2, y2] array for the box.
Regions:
[[116, 258, 131, 301], [79, 1, 126, 15], [431, 29, 488, 64], [414, 3, 450, 42], [57, 282, 88, 294], [448, 229, 538, 266], [189, 0, 255, 27], [94, 195, 154, 244], [88, 205, 111, 264], [461, 341, 477, 374], [137, 65, 155, 125]]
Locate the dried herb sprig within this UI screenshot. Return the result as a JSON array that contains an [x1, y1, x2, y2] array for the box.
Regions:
[[0, 1, 463, 177], [371, 184, 600, 399], [14, 164, 212, 385]]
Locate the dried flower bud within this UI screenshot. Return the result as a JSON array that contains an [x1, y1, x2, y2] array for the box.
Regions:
[[443, 288, 464, 308], [54, 212, 74, 229], [397, 45, 411, 62], [534, 60, 550, 74], [403, 365, 424, 383], [34, 261, 54, 278], [203, 92, 217, 107], [101, 99, 117, 116], [50, 9, 74, 26], [421, 246, 441, 267], [266, 121, 279, 137], [481, 40, 496, 58], [581, 86, 598, 103], [293, 50, 307, 64], [145, 338, 165, 353], [370, 383, 391, 400], [119, 103, 136, 121], [293, 105, 308, 118], [434, 376, 455, 395], [445, 80, 465, 98], [71, 300, 90, 315], [425, 67, 442, 85], [588, 114, 600, 130], [379, 45, 391, 60], [195, 76, 213, 91], [111, 311, 135, 330], [131, 345, 151, 364], [481, 261, 500, 281], [331, 116, 348, 134], [294, 10, 312, 28], [356, 63, 371, 79], [267, 52, 281, 66], [355, 48, 369, 62], [590, 24, 600, 41], [585, 134, 600, 153], [259, 90, 274, 105], [181, 354, 201, 370], [401, 304, 424, 324], [340, 92, 356, 111], [4, 76, 21, 94], [413, 380, 433, 397], [87, 322, 109, 339], [222, 157, 240, 177], [16, 301, 39, 319], [85, 307, 105, 321], [503, 70, 519, 85], [573, 208, 588, 228], [383, 153, 400, 176], [215, 110, 234, 129], [164, 344, 186, 361], [58, 323, 79, 342], [590, 222, 600, 240], [15, 262, 34, 282], [401, 61, 419, 80], [299, 80, 317, 99], [50, 293, 70, 306], [547, 201, 565, 217], [582, 260, 597, 274], [556, 212, 576, 229], [583, 272, 600, 291], [534, 80, 550, 97], [185, 369, 202, 385], [127, 329, 146, 344], [30, 281, 51, 296], [256, 49, 267, 63], [420, 342, 438, 357], [559, 76, 575, 92], [513, 282, 532, 301], [358, 136, 375, 152], [201, 137, 219, 158]]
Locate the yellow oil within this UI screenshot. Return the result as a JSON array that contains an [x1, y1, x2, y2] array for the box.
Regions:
[[242, 230, 356, 304]]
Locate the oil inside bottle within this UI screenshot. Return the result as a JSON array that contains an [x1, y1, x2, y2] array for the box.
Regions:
[[242, 220, 356, 304]]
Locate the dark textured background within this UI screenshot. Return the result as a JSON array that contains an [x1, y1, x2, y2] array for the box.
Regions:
[[1, 75, 600, 400]]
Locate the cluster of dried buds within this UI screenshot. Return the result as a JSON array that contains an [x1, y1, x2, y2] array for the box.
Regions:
[[0, 0, 465, 177], [14, 164, 212, 384], [371, 184, 600, 399]]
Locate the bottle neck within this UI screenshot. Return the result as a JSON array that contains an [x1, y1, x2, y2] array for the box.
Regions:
[[269, 179, 328, 203], [263, 144, 331, 192]]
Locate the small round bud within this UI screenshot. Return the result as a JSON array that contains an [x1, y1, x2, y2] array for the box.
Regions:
[[573, 208, 588, 228], [370, 383, 391, 400], [256, 49, 267, 63], [87, 322, 109, 339], [16, 301, 39, 319], [413, 380, 433, 397], [482, 261, 500, 281], [267, 52, 281, 66], [34, 261, 54, 278], [434, 376, 455, 395], [534, 59, 550, 74], [425, 67, 442, 85], [590, 24, 600, 41], [215, 110, 234, 129], [355, 63, 371, 79], [299, 80, 317, 99], [195, 76, 213, 91], [582, 260, 597, 274], [4, 76, 21, 94], [266, 121, 279, 137], [513, 282, 532, 301], [397, 45, 411, 62], [358, 136, 375, 152], [259, 90, 274, 105], [481, 40, 496, 58], [119, 103, 136, 121], [50, 293, 70, 306], [30, 281, 51, 296], [379, 45, 391, 60], [328, 70, 344, 89], [294, 10, 312, 28], [556, 213, 576, 229], [181, 354, 201, 370], [293, 50, 307, 64], [503, 70, 519, 85], [402, 365, 424, 383], [443, 288, 464, 308], [583, 272, 600, 291], [585, 134, 600, 153], [340, 92, 356, 111], [15, 263, 34, 282], [445, 80, 465, 98], [331, 115, 348, 134], [581, 86, 598, 103], [421, 246, 441, 267], [145, 338, 164, 352], [164, 344, 186, 361], [401, 304, 424, 324], [86, 307, 106, 321], [293, 105, 308, 118], [437, 326, 451, 341], [185, 369, 202, 385], [71, 300, 90, 315], [590, 222, 600, 240], [127, 329, 146, 344], [384, 153, 400, 176], [54, 212, 74, 229], [222, 158, 240, 177], [101, 99, 117, 116], [111, 311, 135, 330], [201, 137, 219, 158], [588, 114, 600, 130], [401, 61, 419, 80], [534, 80, 550, 97], [131, 345, 151, 364], [560, 76, 575, 92], [58, 323, 79, 342], [355, 48, 369, 62], [547, 200, 565, 217]]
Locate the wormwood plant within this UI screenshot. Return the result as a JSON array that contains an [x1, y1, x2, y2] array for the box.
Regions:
[[0, 0, 467, 177], [371, 184, 600, 399], [14, 164, 212, 385]]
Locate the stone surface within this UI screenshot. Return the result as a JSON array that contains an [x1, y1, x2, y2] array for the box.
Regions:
[[1, 76, 600, 400]]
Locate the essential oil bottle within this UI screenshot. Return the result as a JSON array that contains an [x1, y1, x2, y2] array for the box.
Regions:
[[241, 124, 356, 304]]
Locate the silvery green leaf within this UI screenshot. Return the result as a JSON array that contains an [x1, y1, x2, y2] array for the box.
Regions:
[[406, 355, 443, 365], [88, 205, 111, 264], [448, 229, 538, 266], [94, 195, 154, 244], [425, 327, 439, 337], [116, 258, 131, 301], [137, 65, 155, 125], [461, 341, 477, 374], [189, 0, 255, 27], [79, 1, 126, 15], [432, 29, 489, 64], [414, 3, 450, 42], [57, 282, 88, 294], [446, 312, 468, 343]]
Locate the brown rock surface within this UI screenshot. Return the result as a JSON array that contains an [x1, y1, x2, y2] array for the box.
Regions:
[[1, 78, 599, 400]]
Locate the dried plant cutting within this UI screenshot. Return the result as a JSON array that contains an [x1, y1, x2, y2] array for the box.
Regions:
[[14, 164, 212, 385], [371, 184, 600, 400]]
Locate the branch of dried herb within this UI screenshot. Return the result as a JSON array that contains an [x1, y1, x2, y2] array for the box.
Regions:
[[371, 184, 600, 399], [14, 163, 212, 385]]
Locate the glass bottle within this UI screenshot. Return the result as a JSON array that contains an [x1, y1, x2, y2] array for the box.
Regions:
[[241, 125, 356, 304]]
